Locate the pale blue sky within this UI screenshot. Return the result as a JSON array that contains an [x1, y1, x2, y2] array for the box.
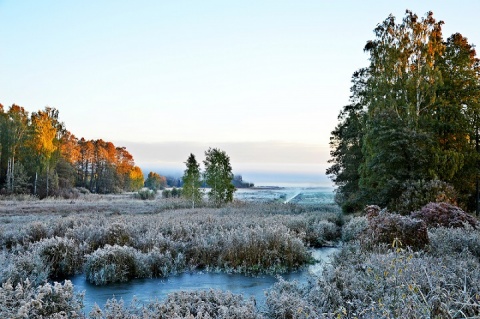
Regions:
[[1, 1, 479, 185]]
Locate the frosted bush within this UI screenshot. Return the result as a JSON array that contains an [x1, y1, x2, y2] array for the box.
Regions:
[[142, 290, 262, 319], [341, 216, 368, 242], [429, 226, 480, 258], [33, 236, 83, 279], [27, 221, 48, 242], [266, 278, 319, 319], [305, 220, 339, 247], [0, 249, 49, 286], [0, 279, 84, 318], [412, 202, 478, 229], [105, 222, 132, 246], [85, 245, 141, 285]]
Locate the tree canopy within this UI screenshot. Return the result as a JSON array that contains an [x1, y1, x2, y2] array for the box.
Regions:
[[327, 10, 480, 213], [203, 148, 236, 207]]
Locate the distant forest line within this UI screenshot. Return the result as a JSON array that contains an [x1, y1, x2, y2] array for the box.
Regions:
[[0, 103, 253, 199], [0, 103, 143, 198]]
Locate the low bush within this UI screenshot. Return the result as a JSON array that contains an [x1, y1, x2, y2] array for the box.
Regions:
[[305, 220, 339, 247], [135, 188, 156, 200], [0, 279, 84, 319], [0, 249, 49, 286], [105, 222, 132, 246], [341, 216, 368, 242], [85, 245, 141, 285], [364, 211, 429, 250], [89, 290, 262, 319], [34, 236, 83, 279], [412, 202, 478, 229], [429, 226, 480, 259], [27, 221, 48, 243]]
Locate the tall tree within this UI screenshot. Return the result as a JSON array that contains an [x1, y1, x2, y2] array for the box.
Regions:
[[0, 105, 30, 193], [30, 107, 62, 197], [182, 153, 203, 208], [328, 10, 480, 212], [203, 148, 235, 207]]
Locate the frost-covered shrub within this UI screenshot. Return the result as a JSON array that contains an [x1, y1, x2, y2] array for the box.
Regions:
[[34, 236, 82, 279], [0, 279, 84, 319], [0, 249, 49, 286], [266, 278, 320, 319], [105, 222, 132, 246], [85, 245, 141, 285], [365, 212, 429, 250], [342, 216, 368, 242], [142, 248, 185, 278], [393, 179, 458, 214], [143, 290, 261, 319], [412, 202, 478, 229], [27, 221, 48, 243], [135, 188, 156, 200], [305, 220, 339, 247], [429, 226, 480, 259]]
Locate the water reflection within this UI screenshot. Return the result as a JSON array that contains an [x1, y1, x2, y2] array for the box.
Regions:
[[72, 247, 338, 313]]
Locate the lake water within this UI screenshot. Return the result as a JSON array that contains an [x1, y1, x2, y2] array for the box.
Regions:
[[234, 186, 335, 204], [72, 247, 338, 313]]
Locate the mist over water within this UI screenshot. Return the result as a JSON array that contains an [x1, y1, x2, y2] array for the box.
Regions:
[[141, 165, 333, 188]]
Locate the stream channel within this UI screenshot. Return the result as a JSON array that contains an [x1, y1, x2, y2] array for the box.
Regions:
[[72, 247, 339, 313]]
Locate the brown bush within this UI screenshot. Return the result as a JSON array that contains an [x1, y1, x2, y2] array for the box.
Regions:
[[411, 202, 478, 229], [364, 211, 429, 250]]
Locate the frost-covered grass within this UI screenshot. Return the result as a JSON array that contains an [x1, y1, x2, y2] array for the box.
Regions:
[[3, 195, 479, 318], [0, 198, 341, 283], [265, 226, 480, 318]]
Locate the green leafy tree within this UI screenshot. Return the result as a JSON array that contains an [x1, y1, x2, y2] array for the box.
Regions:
[[203, 148, 235, 207], [182, 153, 203, 208], [328, 10, 480, 213]]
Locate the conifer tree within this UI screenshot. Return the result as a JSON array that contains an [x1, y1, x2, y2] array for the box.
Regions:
[[182, 153, 202, 208]]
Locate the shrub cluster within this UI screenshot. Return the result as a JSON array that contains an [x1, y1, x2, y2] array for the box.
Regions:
[[0, 202, 339, 287], [85, 245, 185, 285], [134, 188, 156, 200], [364, 211, 429, 250], [266, 240, 480, 318], [412, 202, 478, 229], [88, 290, 262, 319], [0, 279, 84, 319]]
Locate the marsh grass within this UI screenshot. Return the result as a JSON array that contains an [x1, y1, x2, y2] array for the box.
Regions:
[[3, 194, 478, 318]]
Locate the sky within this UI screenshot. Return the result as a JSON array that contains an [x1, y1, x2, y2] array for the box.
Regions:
[[1, 1, 480, 186]]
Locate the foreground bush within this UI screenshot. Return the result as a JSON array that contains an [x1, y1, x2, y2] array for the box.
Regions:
[[412, 202, 478, 229], [0, 279, 84, 319], [0, 249, 48, 286], [88, 290, 262, 319], [364, 211, 429, 250], [341, 216, 368, 242], [267, 242, 480, 318]]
